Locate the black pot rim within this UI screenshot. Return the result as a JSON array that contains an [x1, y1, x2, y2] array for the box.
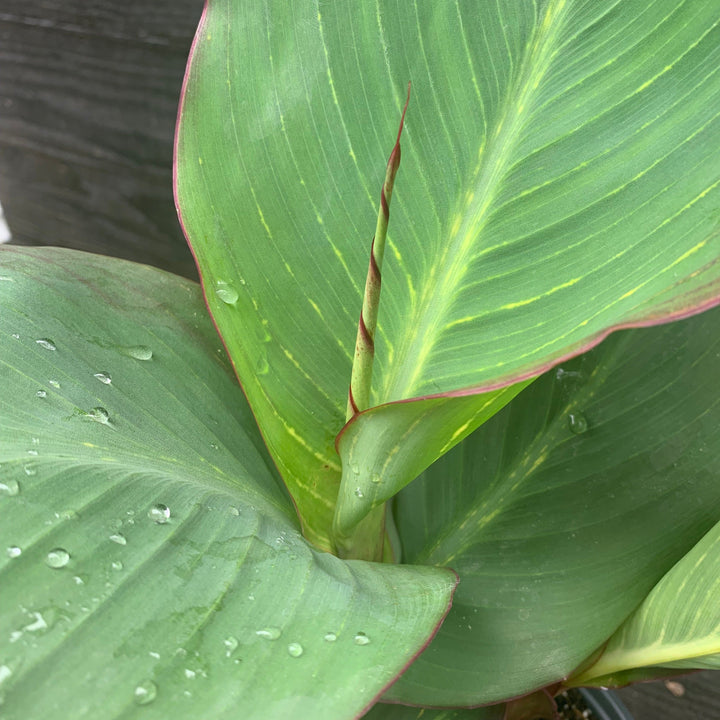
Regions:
[[579, 688, 634, 720]]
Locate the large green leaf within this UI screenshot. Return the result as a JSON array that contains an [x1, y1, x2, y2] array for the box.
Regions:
[[571, 517, 720, 686], [0, 247, 455, 720], [175, 1, 720, 547], [382, 305, 720, 707]]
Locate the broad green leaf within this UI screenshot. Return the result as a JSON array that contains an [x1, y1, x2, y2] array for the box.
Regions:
[[382, 306, 720, 707], [572, 517, 720, 685], [0, 247, 455, 720], [176, 1, 720, 547]]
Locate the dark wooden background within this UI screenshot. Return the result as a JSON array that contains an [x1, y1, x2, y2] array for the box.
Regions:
[[0, 2, 717, 718], [0, 0, 202, 278]]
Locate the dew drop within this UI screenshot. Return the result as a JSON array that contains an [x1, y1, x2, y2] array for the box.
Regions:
[[323, 632, 337, 643], [353, 632, 370, 646], [31, 437, 40, 445], [0, 665, 12, 685], [568, 412, 588, 435], [184, 668, 196, 680], [351, 462, 360, 475], [0, 479, 20, 496], [93, 371, 112, 385], [83, 407, 111, 425], [109, 533, 127, 546], [121, 345, 153, 361], [256, 354, 269, 375], [255, 627, 281, 640], [36, 390, 47, 398], [27, 449, 39, 456], [133, 679, 157, 706], [370, 474, 381, 484], [111, 560, 124, 571], [35, 338, 56, 351], [223, 636, 239, 657], [73, 575, 86, 585], [46, 548, 70, 568], [148, 504, 170, 524], [287, 642, 303, 658], [22, 465, 36, 476], [48, 379, 60, 389], [354, 487, 364, 499], [215, 281, 239, 305], [6, 546, 21, 559], [228, 506, 240, 517]]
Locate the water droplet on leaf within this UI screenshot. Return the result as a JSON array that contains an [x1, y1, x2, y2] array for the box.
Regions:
[[94, 372, 112, 385], [255, 627, 281, 640], [109, 533, 127, 546], [370, 474, 381, 484], [121, 345, 153, 361], [323, 632, 337, 643], [256, 354, 269, 375], [23, 465, 35, 476], [36, 390, 47, 398], [111, 560, 123, 571], [133, 679, 157, 706], [287, 642, 303, 658], [568, 412, 588, 435], [353, 632, 370, 646], [46, 548, 70, 568], [148, 504, 170, 524], [48, 379, 60, 389], [0, 479, 20, 496], [83, 407, 111, 425], [223, 636, 239, 657], [6, 546, 21, 559], [215, 281, 239, 305], [354, 488, 364, 499], [35, 338, 56, 351]]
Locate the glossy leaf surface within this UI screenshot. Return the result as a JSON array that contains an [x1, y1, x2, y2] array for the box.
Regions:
[[176, 1, 720, 547], [0, 247, 455, 720], [384, 306, 720, 706]]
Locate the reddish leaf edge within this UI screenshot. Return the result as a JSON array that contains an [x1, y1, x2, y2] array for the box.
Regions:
[[335, 279, 720, 451], [354, 569, 460, 720]]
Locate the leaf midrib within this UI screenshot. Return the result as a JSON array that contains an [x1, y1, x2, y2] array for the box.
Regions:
[[378, 0, 571, 404]]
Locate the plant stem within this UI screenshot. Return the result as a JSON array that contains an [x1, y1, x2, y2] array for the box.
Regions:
[[346, 83, 410, 421]]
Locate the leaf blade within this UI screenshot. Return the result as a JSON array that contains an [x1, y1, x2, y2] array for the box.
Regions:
[[384, 306, 720, 706], [0, 247, 456, 720], [175, 1, 720, 545]]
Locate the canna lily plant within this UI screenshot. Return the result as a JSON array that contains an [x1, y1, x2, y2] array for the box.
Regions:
[[2, 2, 720, 718]]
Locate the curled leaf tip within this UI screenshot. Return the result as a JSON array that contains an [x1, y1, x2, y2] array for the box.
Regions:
[[346, 84, 411, 422]]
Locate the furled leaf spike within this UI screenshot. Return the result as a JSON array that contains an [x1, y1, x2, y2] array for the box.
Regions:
[[346, 82, 411, 421]]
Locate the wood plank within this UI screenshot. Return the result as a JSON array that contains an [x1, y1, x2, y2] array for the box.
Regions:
[[0, 0, 203, 277]]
